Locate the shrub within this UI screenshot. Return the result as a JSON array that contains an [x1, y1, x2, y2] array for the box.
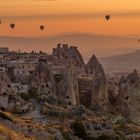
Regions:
[[54, 74, 63, 83], [19, 92, 30, 100], [57, 99, 66, 106], [47, 109, 60, 117], [45, 95, 66, 106], [70, 105, 86, 116], [19, 88, 39, 100], [28, 88, 39, 99], [71, 118, 86, 139], [62, 133, 73, 140], [46, 95, 58, 104]]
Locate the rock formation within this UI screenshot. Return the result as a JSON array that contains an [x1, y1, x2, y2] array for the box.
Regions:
[[53, 44, 84, 65], [86, 55, 108, 111], [52, 51, 108, 110], [0, 72, 32, 113], [78, 77, 93, 109], [2, 45, 111, 112], [108, 69, 140, 120], [118, 69, 140, 120], [52, 44, 85, 76], [30, 59, 55, 96], [0, 72, 15, 110], [55, 67, 79, 107], [107, 80, 119, 114], [115, 76, 130, 119]]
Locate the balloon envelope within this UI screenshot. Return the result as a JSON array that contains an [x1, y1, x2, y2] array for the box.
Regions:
[[105, 15, 110, 21], [40, 25, 45, 30], [10, 23, 15, 29]]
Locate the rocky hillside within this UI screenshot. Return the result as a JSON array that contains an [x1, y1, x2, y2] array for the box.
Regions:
[[0, 45, 140, 139], [108, 69, 140, 122], [0, 72, 33, 113]]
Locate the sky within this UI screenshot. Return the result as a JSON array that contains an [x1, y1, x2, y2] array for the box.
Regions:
[[0, 0, 140, 37]]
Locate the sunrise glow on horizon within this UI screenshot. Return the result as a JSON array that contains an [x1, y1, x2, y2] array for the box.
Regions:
[[0, 0, 140, 37]]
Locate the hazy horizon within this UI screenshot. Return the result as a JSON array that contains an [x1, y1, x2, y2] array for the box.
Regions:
[[0, 32, 140, 59], [0, 0, 140, 56]]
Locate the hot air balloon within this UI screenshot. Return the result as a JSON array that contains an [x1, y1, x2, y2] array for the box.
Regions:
[[40, 25, 45, 31], [10, 23, 15, 29], [105, 15, 110, 21]]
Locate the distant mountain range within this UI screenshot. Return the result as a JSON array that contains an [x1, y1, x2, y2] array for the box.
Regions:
[[0, 33, 140, 73], [100, 50, 140, 73], [0, 32, 139, 59]]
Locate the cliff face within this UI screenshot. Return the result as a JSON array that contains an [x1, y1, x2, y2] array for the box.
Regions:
[[53, 44, 84, 65], [78, 77, 93, 109], [30, 59, 55, 95], [52, 44, 85, 76], [0, 73, 15, 109], [51, 45, 109, 111], [0, 72, 31, 113], [119, 70, 140, 120], [115, 76, 130, 119], [108, 69, 140, 120], [2, 46, 108, 112], [107, 79, 119, 114], [57, 69, 79, 107], [86, 55, 108, 111]]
